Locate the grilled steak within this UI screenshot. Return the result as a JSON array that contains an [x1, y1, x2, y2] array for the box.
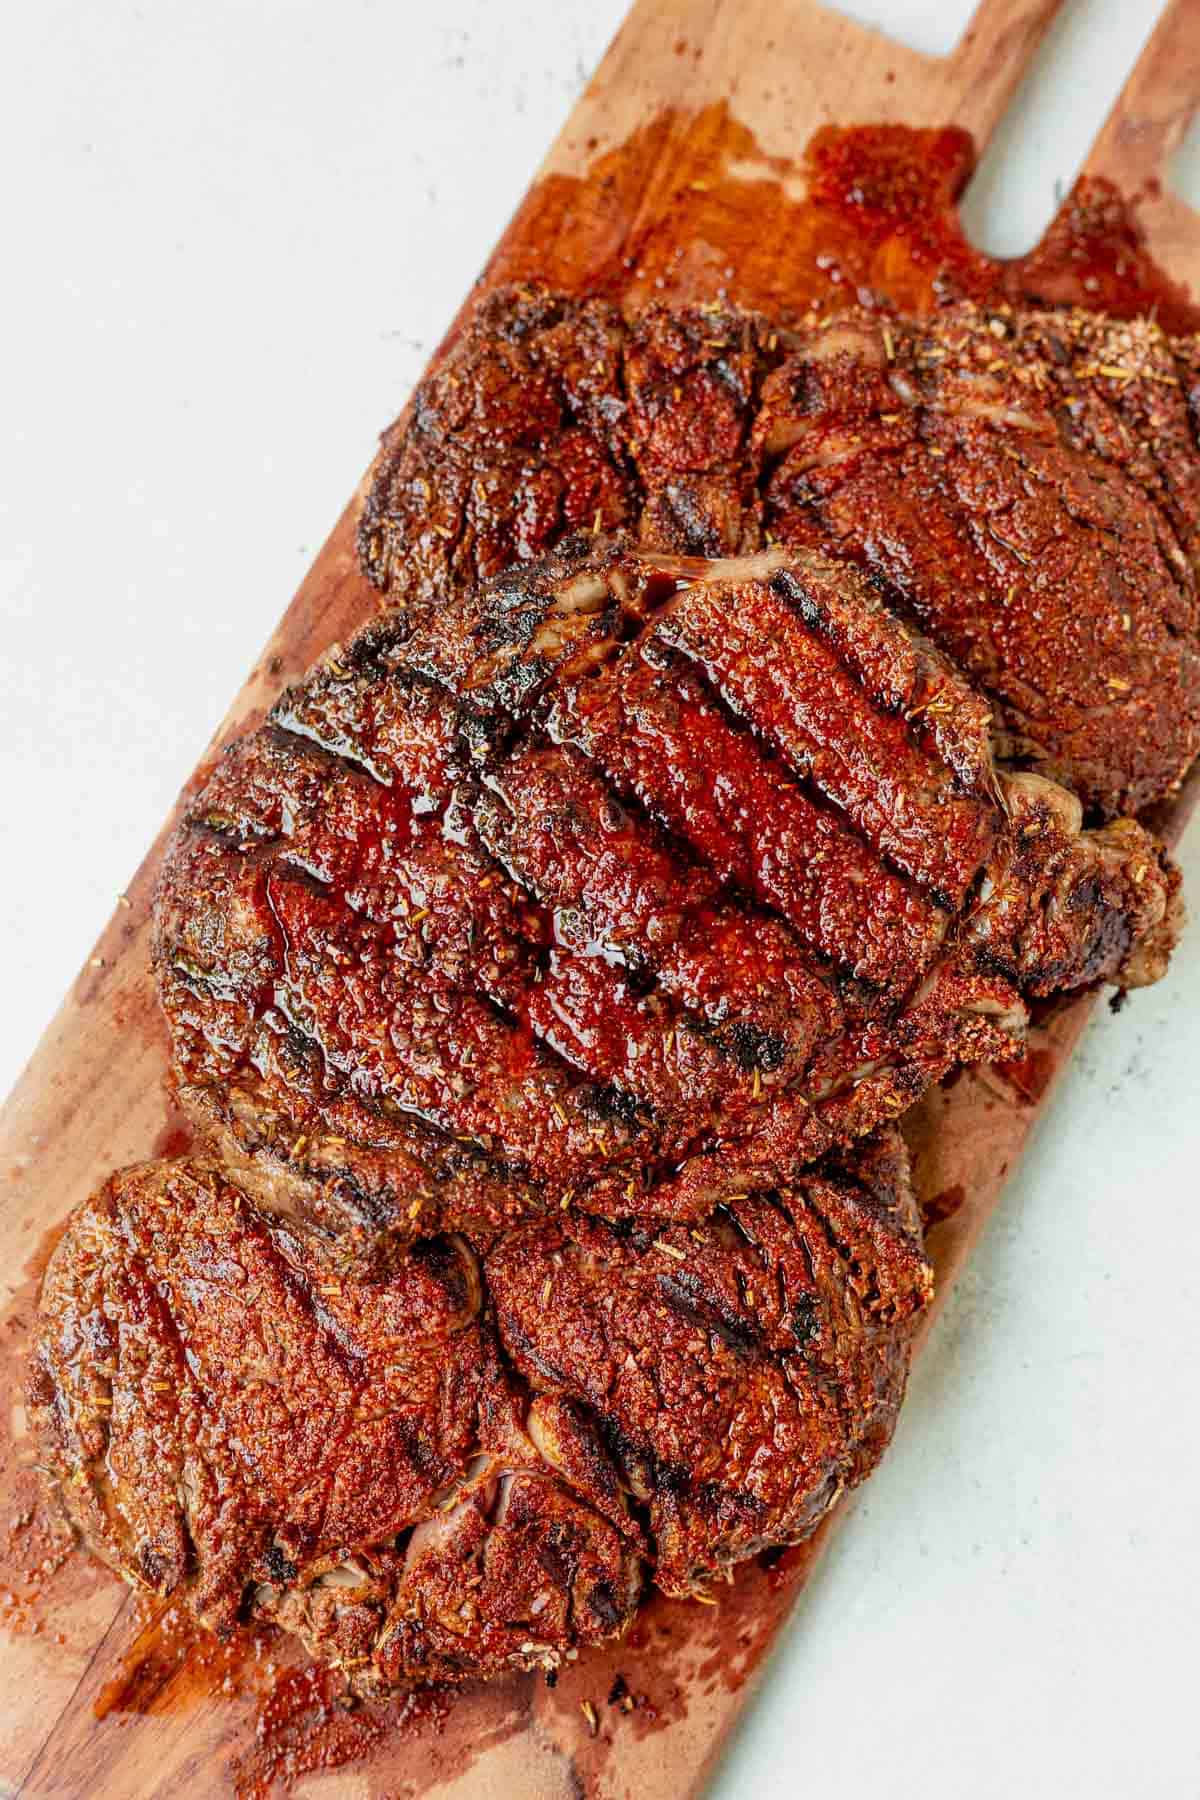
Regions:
[[154, 536, 1175, 1256], [756, 304, 1200, 816], [486, 1127, 931, 1597], [360, 288, 1200, 815], [35, 292, 1194, 1702], [28, 1159, 640, 1689], [359, 287, 634, 610], [30, 1135, 928, 1685]]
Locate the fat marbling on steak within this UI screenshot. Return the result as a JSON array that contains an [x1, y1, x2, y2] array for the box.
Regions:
[[154, 535, 1176, 1259], [360, 288, 1200, 817], [30, 1133, 929, 1686]]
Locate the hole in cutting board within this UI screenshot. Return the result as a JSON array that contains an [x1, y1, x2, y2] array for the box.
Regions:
[[1168, 113, 1200, 214], [818, 0, 974, 58], [958, 0, 1169, 257]]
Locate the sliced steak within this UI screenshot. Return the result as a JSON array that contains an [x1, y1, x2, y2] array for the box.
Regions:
[[155, 536, 1175, 1254]]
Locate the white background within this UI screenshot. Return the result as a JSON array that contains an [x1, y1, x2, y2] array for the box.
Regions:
[[2, 2, 1198, 1795]]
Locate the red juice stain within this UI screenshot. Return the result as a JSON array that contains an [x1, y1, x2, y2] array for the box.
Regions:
[[922, 1182, 967, 1226], [490, 106, 1199, 328], [993, 1046, 1058, 1106], [151, 1121, 194, 1160], [232, 1665, 453, 1800]]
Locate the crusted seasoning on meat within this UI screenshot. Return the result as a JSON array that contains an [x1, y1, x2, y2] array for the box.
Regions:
[[358, 291, 774, 632], [155, 536, 1175, 1255], [756, 303, 1200, 817], [487, 1127, 931, 1597], [358, 287, 634, 618], [362, 287, 1200, 816], [623, 302, 774, 557], [28, 1160, 640, 1690], [31, 1132, 929, 1683]]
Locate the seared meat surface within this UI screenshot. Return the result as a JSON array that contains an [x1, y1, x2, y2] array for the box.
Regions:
[[487, 1128, 930, 1597], [30, 1137, 928, 1684], [28, 1160, 640, 1690], [33, 287, 1197, 1701], [361, 288, 1200, 816], [359, 287, 634, 609], [31, 286, 1197, 1703], [155, 536, 1175, 1256], [756, 305, 1200, 816]]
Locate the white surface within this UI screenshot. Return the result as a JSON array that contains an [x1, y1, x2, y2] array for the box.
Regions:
[[1, 2, 1198, 1795]]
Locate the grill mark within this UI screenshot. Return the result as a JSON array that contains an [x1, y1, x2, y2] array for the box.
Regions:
[[547, 625, 946, 992], [483, 1166, 924, 1597], [253, 629, 858, 1123], [657, 575, 996, 907], [398, 534, 662, 725], [696, 674, 964, 920], [795, 1169, 927, 1332], [276, 1077, 550, 1233], [271, 704, 400, 789], [471, 737, 838, 1079], [653, 1267, 763, 1356], [196, 749, 795, 1164], [166, 519, 1176, 1245], [263, 865, 657, 1191], [761, 559, 997, 795], [203, 942, 560, 1236], [522, 946, 824, 1158], [261, 718, 389, 783], [790, 477, 1026, 734], [161, 612, 993, 1231], [168, 724, 850, 1214], [272, 663, 466, 803], [390, 538, 964, 982]]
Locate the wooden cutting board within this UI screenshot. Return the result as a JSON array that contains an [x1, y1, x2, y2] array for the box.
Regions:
[[2, 1, 1199, 1794]]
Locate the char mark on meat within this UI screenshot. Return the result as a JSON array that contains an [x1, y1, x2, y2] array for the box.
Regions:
[[155, 533, 1175, 1255], [361, 286, 1200, 817], [29, 1160, 641, 1691], [31, 1133, 929, 1680], [486, 1124, 932, 1596]]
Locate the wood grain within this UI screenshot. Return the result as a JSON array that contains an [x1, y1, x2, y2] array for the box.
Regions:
[[2, 0, 1198, 1794]]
